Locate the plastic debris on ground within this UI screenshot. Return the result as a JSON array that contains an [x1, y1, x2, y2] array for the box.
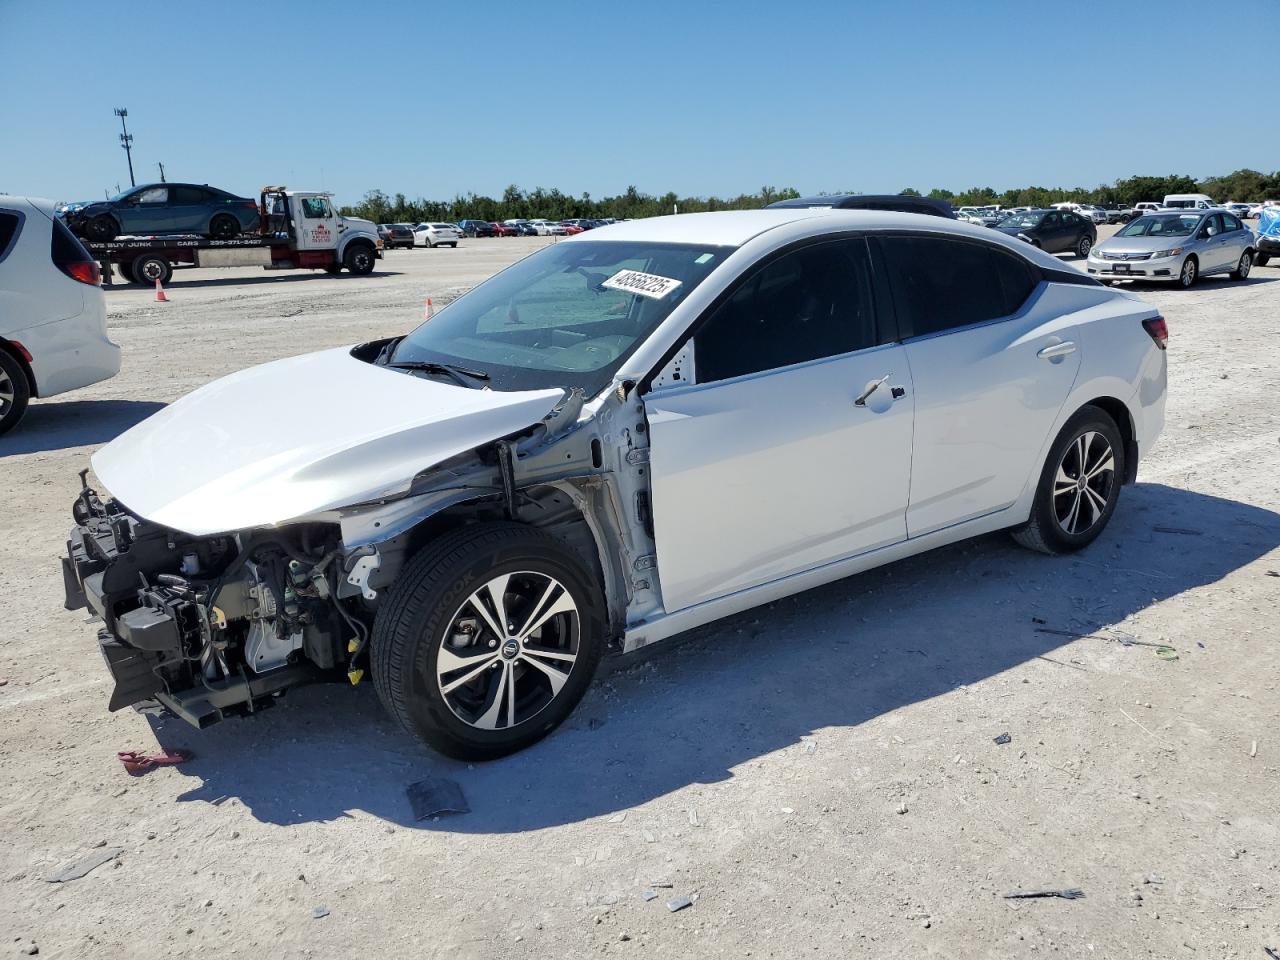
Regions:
[[118, 748, 192, 775], [406, 776, 470, 820], [1003, 888, 1085, 900], [46, 847, 124, 882], [994, 733, 1012, 745]]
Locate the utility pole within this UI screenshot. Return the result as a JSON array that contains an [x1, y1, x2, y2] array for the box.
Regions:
[[157, 161, 166, 183], [114, 108, 135, 187]]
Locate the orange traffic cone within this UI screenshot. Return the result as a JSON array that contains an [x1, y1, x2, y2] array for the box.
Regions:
[[154, 278, 169, 302], [425, 297, 434, 320]]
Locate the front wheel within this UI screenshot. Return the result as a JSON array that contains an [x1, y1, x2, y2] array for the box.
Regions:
[[1076, 234, 1093, 258], [1011, 406, 1124, 555], [1178, 255, 1198, 288], [84, 215, 119, 242], [1230, 250, 1253, 280], [1255, 253, 1271, 267], [343, 243, 375, 275], [371, 522, 606, 759], [0, 349, 31, 436]]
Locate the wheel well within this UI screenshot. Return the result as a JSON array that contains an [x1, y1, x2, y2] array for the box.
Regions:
[[0, 338, 37, 397], [1082, 396, 1138, 484]]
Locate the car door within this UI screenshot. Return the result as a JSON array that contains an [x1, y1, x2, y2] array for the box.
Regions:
[[643, 237, 914, 613], [116, 185, 170, 234], [874, 234, 1082, 537], [1056, 212, 1084, 252], [1208, 212, 1245, 272], [166, 186, 207, 233], [1037, 211, 1064, 250]]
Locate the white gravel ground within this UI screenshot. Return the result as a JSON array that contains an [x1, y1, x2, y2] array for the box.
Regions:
[[1, 231, 1277, 959]]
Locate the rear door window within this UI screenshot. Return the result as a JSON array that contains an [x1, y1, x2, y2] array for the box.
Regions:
[[0, 211, 21, 262], [877, 236, 1016, 337], [170, 186, 207, 204], [694, 239, 879, 384]]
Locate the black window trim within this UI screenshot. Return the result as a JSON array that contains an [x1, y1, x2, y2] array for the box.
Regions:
[[869, 230, 1059, 344], [0, 208, 26, 265], [638, 231, 901, 395]]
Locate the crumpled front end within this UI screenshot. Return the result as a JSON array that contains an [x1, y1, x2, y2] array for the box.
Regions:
[[62, 478, 356, 727]]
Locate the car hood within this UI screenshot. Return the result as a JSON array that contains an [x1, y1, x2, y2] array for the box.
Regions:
[[1095, 234, 1194, 254], [91, 347, 566, 536]]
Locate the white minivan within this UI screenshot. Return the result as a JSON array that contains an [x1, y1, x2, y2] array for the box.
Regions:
[[0, 196, 121, 435], [1161, 193, 1217, 210]]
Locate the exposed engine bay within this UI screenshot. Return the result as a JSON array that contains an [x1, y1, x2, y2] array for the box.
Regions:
[[62, 479, 369, 725]]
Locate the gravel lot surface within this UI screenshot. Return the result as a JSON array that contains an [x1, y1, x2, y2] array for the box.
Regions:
[[1, 229, 1277, 958]]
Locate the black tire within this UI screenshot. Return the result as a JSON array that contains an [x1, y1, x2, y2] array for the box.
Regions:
[[1254, 253, 1270, 268], [0, 348, 32, 436], [1230, 250, 1253, 280], [1177, 255, 1198, 288], [84, 215, 119, 242], [447, 242, 457, 248], [343, 242, 376, 275], [423, 240, 434, 248], [1076, 233, 1093, 258], [1011, 405, 1125, 555], [208, 214, 239, 240], [371, 522, 607, 759], [131, 254, 171, 285], [324, 264, 343, 274]]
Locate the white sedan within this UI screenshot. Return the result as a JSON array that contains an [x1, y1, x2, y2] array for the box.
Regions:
[[413, 223, 462, 248], [0, 195, 121, 434], [64, 208, 1166, 758], [528, 219, 568, 236]]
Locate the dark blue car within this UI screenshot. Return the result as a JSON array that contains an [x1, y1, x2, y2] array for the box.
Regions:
[[62, 183, 260, 242]]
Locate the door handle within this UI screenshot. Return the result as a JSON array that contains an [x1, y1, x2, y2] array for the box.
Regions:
[[1037, 341, 1076, 360], [854, 375, 890, 406]]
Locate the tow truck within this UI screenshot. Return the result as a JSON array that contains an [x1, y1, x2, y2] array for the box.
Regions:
[[78, 187, 383, 285]]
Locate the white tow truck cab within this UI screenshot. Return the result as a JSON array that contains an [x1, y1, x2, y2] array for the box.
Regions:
[[83, 187, 383, 285]]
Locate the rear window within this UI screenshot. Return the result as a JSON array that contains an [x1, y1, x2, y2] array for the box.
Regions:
[[431, 224, 454, 229], [0, 211, 21, 261], [51, 217, 92, 267]]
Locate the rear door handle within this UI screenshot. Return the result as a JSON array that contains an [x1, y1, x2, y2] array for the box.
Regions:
[[1037, 341, 1076, 360]]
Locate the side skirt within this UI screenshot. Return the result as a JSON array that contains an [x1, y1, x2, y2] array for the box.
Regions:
[[622, 505, 1020, 653]]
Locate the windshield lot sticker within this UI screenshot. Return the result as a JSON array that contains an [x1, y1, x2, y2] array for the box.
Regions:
[[602, 269, 683, 299]]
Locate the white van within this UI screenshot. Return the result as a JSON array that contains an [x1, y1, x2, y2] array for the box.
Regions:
[[1161, 193, 1217, 210]]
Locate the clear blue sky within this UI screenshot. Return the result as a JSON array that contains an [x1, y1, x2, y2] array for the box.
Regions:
[[3, 0, 1278, 204]]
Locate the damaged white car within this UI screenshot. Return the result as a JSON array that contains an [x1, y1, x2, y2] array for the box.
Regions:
[[64, 209, 1167, 758]]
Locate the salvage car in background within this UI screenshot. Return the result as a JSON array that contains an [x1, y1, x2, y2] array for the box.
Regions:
[[381, 224, 416, 249], [61, 183, 260, 242], [997, 208, 1097, 257], [63, 208, 1166, 758], [0, 195, 120, 434], [1087, 209, 1255, 286], [414, 223, 462, 247]]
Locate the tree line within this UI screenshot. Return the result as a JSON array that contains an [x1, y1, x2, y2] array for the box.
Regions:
[[338, 169, 1280, 223]]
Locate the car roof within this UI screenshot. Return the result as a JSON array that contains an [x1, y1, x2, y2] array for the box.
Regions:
[[563, 208, 1037, 249], [768, 194, 955, 218]]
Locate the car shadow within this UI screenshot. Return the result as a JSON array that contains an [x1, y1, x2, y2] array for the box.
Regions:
[[104, 271, 403, 290], [154, 482, 1280, 832], [1, 399, 166, 456]]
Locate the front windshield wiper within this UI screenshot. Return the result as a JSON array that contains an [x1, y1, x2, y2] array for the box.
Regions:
[[386, 360, 491, 387]]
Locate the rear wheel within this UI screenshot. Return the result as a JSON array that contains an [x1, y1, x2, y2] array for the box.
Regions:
[[1178, 255, 1198, 288], [0, 349, 31, 436], [131, 255, 172, 285], [343, 243, 375, 275], [1230, 250, 1253, 280], [1255, 253, 1270, 267], [1011, 406, 1124, 555], [1076, 234, 1093, 258], [371, 522, 606, 759], [208, 214, 239, 240], [84, 215, 119, 242]]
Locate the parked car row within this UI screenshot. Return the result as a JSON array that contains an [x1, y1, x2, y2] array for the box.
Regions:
[[380, 217, 624, 247]]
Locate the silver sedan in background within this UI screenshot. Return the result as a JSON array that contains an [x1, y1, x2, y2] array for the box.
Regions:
[[1086, 209, 1256, 287]]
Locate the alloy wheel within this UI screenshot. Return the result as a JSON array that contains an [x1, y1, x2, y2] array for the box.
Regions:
[[1078, 235, 1092, 257], [1238, 253, 1251, 278], [1180, 257, 1197, 287], [1052, 431, 1115, 536], [0, 368, 13, 414], [436, 571, 580, 730]]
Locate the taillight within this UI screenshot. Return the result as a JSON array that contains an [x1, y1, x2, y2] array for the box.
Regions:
[[63, 261, 102, 286], [1142, 316, 1168, 350]]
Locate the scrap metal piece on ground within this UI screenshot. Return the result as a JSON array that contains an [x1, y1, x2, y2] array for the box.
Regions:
[[406, 776, 470, 820], [666, 895, 693, 912], [118, 748, 191, 775], [994, 733, 1012, 745], [46, 847, 124, 882], [1003, 888, 1085, 900]]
